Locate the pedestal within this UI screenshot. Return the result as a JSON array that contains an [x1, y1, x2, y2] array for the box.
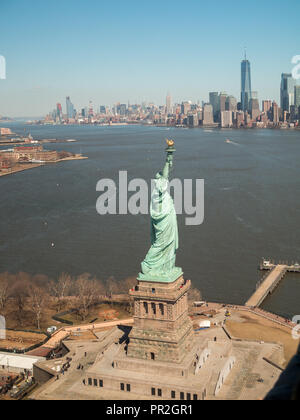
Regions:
[[127, 276, 194, 363]]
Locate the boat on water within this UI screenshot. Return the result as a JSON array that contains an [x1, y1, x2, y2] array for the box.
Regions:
[[262, 259, 273, 268], [66, 139, 77, 142]]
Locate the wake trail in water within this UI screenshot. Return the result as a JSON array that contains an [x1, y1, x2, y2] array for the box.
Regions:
[[225, 139, 241, 147]]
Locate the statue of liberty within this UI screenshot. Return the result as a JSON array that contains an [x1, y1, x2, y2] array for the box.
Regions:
[[138, 140, 183, 283]]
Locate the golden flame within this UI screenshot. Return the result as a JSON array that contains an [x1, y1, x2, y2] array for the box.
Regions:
[[166, 139, 175, 147]]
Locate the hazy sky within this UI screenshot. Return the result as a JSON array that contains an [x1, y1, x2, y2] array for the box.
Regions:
[[0, 0, 299, 117]]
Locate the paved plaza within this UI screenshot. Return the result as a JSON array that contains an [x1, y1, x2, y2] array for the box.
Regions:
[[30, 308, 287, 401]]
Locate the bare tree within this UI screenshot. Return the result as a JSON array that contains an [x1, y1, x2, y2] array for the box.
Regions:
[[90, 277, 106, 305], [27, 284, 47, 330], [49, 273, 72, 311], [105, 276, 119, 298], [57, 273, 72, 299], [0, 274, 9, 311], [117, 277, 136, 313], [115, 276, 136, 294], [10, 279, 28, 327], [32, 273, 51, 288], [75, 275, 97, 321], [188, 287, 202, 304]]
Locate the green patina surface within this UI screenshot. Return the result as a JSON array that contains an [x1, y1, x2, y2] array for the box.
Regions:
[[138, 144, 183, 283]]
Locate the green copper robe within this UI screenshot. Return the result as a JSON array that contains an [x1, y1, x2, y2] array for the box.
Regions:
[[138, 153, 183, 283]]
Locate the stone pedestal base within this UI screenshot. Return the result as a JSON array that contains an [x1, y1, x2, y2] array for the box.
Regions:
[[127, 276, 195, 364]]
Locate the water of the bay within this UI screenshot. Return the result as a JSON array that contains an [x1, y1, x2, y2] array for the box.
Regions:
[[0, 123, 299, 319]]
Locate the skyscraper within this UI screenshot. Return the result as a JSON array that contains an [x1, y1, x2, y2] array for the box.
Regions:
[[187, 113, 198, 127], [280, 74, 296, 112], [219, 92, 227, 113], [225, 96, 237, 111], [119, 104, 127, 116], [66, 96, 75, 119], [88, 100, 94, 117], [241, 57, 252, 112], [56, 103, 62, 122], [272, 101, 279, 124], [166, 93, 172, 114], [209, 92, 219, 121], [202, 104, 214, 125], [249, 97, 260, 121], [181, 101, 191, 115], [262, 100, 272, 113], [221, 111, 233, 128], [294, 85, 300, 108]]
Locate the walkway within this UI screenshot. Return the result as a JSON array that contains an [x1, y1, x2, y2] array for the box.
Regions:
[[245, 265, 287, 307]]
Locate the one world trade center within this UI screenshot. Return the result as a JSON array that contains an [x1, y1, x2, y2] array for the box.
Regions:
[[241, 56, 252, 112]]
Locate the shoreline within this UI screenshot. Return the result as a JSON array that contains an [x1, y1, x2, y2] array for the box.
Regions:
[[0, 139, 78, 147], [0, 155, 88, 177], [0, 163, 43, 177], [21, 122, 300, 131]]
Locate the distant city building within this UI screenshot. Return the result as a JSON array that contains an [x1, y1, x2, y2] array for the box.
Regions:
[[197, 109, 203, 122], [44, 74, 298, 129], [290, 105, 297, 122], [181, 101, 191, 115], [219, 92, 227, 113], [246, 112, 252, 125], [0, 128, 13, 136], [56, 103, 62, 122], [166, 93, 172, 114], [11, 145, 59, 162], [117, 104, 127, 116], [209, 92, 219, 121], [202, 104, 214, 125], [241, 57, 252, 112], [294, 85, 300, 109], [262, 100, 272, 113], [235, 111, 245, 128], [249, 97, 260, 121], [225, 96, 237, 111], [221, 111, 233, 127], [187, 113, 199, 127], [272, 101, 279, 124], [259, 112, 269, 125], [280, 73, 296, 112], [88, 101, 94, 118], [251, 91, 258, 100], [66, 96, 75, 119]]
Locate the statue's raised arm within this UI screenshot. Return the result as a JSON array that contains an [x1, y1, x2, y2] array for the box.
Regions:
[[162, 152, 173, 179]]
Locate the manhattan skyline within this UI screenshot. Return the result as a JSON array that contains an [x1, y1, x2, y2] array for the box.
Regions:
[[0, 0, 300, 117]]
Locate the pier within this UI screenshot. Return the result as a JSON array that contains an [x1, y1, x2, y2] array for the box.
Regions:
[[245, 259, 300, 308]]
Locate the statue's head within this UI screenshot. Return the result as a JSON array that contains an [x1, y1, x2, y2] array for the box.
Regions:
[[155, 171, 163, 179]]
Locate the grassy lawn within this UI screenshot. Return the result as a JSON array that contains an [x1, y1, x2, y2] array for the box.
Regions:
[[60, 303, 131, 325], [0, 330, 47, 351], [226, 312, 299, 366], [2, 298, 131, 332]]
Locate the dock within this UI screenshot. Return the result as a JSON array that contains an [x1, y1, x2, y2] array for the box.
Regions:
[[245, 260, 300, 308]]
